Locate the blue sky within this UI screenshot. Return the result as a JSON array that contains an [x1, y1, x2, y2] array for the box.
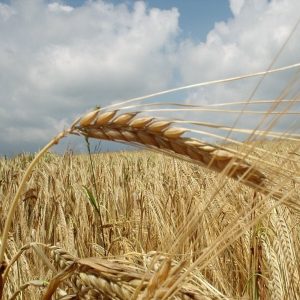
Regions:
[[147, 0, 232, 40], [0, 0, 299, 155]]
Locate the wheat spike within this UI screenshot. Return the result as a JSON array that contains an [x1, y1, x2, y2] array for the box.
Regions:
[[50, 246, 76, 270], [74, 110, 266, 189]]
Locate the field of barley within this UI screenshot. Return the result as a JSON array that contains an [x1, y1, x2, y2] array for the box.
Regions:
[[2, 1, 300, 299], [0, 136, 300, 299]]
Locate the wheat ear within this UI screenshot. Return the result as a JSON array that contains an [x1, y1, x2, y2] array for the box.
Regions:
[[74, 109, 267, 189]]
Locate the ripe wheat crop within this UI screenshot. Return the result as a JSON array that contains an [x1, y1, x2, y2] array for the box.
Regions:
[[1, 22, 300, 300]]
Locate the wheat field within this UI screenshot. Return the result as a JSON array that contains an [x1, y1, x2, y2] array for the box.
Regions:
[[1, 1, 300, 298], [1, 33, 300, 300], [0, 134, 300, 299]]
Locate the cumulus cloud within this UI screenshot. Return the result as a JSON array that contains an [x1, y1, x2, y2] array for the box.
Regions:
[[229, 0, 245, 16], [178, 0, 300, 99], [0, 0, 179, 154], [1, 0, 300, 155], [176, 0, 300, 140]]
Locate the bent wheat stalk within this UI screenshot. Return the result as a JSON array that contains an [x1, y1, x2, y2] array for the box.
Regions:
[[74, 109, 267, 189], [75, 109, 300, 213]]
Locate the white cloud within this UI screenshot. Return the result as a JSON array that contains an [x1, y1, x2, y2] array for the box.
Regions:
[[229, 0, 245, 16], [48, 2, 73, 12], [0, 3, 15, 20], [176, 0, 300, 142], [179, 0, 300, 94], [0, 0, 179, 154]]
